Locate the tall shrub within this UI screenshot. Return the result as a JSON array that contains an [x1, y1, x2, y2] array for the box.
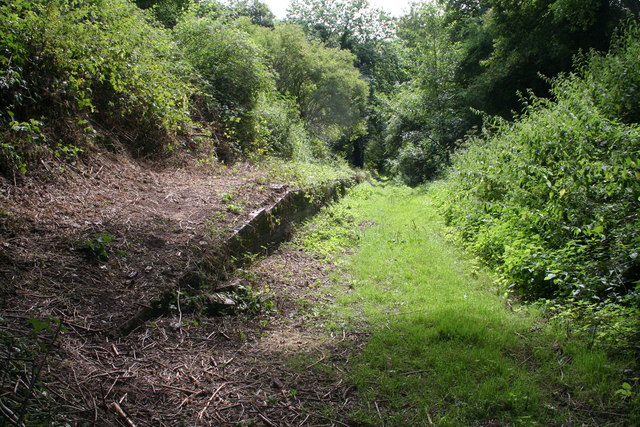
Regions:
[[253, 24, 369, 152], [0, 0, 194, 168], [435, 24, 640, 302], [173, 14, 274, 152]]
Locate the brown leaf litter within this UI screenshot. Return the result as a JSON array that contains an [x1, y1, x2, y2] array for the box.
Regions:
[[0, 153, 365, 426]]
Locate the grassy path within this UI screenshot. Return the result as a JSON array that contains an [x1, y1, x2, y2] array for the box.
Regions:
[[299, 183, 632, 426]]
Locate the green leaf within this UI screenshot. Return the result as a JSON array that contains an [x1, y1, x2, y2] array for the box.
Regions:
[[28, 317, 51, 333]]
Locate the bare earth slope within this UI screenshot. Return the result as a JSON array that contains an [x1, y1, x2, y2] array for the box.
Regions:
[[0, 155, 358, 426]]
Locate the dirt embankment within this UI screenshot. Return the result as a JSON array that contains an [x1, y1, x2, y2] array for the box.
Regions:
[[0, 154, 361, 426]]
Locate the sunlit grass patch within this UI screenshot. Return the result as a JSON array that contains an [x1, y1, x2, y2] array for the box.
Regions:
[[299, 182, 636, 425]]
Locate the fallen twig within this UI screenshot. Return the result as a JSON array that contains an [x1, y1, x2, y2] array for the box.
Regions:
[[197, 383, 227, 420], [177, 390, 205, 410], [258, 412, 278, 427], [305, 351, 326, 369], [0, 401, 21, 426], [157, 383, 198, 395], [109, 402, 136, 427]]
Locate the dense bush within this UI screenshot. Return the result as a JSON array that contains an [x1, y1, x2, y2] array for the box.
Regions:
[[253, 24, 369, 149], [0, 0, 369, 170], [173, 15, 368, 160], [366, 3, 467, 184], [391, 142, 448, 186], [584, 23, 640, 124], [0, 0, 194, 169], [173, 13, 274, 151], [376, 80, 463, 184], [253, 93, 326, 160], [434, 24, 640, 303], [443, 0, 630, 119], [134, 0, 191, 28]]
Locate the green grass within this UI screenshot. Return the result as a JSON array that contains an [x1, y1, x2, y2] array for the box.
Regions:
[[261, 158, 365, 189], [299, 182, 637, 426]]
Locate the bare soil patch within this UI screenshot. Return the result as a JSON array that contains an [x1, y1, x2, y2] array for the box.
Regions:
[[0, 154, 363, 426]]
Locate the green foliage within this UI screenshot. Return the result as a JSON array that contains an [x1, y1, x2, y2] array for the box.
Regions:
[[286, 0, 403, 167], [262, 158, 358, 189], [369, 3, 466, 184], [174, 12, 274, 150], [85, 233, 114, 262], [584, 21, 640, 124], [226, 284, 274, 315], [391, 141, 448, 186], [134, 0, 191, 28], [287, 0, 393, 50], [376, 0, 633, 184], [297, 182, 635, 425], [254, 93, 319, 160], [227, 0, 275, 28], [184, 283, 274, 316], [542, 297, 640, 354], [254, 24, 369, 150], [442, 0, 632, 118], [0, 0, 194, 168], [0, 117, 45, 174], [296, 197, 361, 260], [27, 317, 66, 353], [434, 24, 640, 305]]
